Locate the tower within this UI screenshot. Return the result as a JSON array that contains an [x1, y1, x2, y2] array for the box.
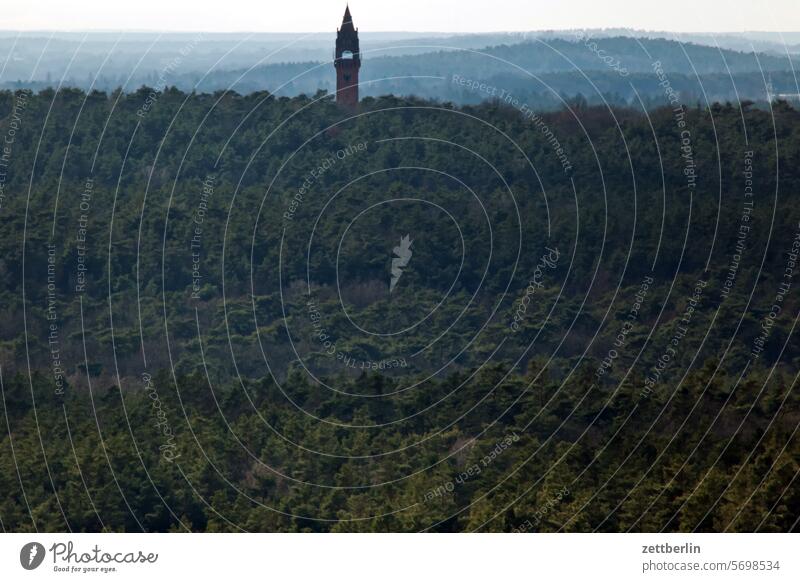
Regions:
[[334, 5, 360, 107]]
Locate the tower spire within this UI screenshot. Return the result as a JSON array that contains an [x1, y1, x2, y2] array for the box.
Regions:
[[340, 4, 355, 33]]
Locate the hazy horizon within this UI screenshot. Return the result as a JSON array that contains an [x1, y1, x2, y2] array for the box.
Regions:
[[1, 28, 800, 35]]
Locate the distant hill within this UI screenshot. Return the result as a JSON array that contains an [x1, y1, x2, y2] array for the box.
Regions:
[[155, 37, 800, 108], [1, 34, 798, 108]]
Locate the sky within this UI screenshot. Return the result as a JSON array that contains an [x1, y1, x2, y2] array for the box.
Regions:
[[0, 0, 797, 33]]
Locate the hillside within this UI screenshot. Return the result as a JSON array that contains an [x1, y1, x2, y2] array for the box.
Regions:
[[2, 36, 798, 107]]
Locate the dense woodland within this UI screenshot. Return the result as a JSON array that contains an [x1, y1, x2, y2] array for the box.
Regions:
[[0, 87, 798, 531]]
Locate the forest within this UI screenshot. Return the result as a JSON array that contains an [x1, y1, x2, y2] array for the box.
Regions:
[[0, 86, 798, 531]]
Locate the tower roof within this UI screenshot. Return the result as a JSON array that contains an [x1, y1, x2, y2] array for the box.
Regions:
[[340, 5, 355, 33]]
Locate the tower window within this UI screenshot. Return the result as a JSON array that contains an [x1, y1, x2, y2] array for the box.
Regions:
[[341, 50, 354, 60]]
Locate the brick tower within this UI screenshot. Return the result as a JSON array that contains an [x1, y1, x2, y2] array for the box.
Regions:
[[334, 5, 360, 107]]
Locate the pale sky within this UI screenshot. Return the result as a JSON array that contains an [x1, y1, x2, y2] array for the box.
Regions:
[[0, 0, 796, 33]]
